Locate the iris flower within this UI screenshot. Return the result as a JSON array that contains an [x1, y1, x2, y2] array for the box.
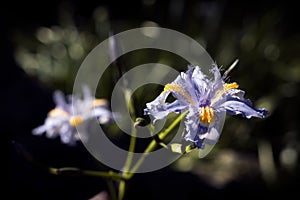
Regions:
[[144, 64, 268, 149], [32, 86, 113, 145]]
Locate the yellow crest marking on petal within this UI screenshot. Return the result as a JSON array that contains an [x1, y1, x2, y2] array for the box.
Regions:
[[211, 82, 239, 105], [162, 84, 195, 106], [69, 116, 84, 126], [49, 108, 70, 117], [200, 106, 214, 123], [224, 82, 239, 91]]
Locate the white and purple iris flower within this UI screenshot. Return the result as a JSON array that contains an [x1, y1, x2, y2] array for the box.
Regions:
[[32, 86, 113, 145], [144, 64, 268, 149]]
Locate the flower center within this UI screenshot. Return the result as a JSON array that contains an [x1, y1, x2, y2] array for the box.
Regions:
[[200, 106, 214, 123], [69, 116, 84, 126]]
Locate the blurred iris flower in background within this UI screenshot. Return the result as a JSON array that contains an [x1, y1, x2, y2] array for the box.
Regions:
[[32, 86, 113, 145]]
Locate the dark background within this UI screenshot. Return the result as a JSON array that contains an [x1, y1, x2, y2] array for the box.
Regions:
[[4, 0, 300, 199]]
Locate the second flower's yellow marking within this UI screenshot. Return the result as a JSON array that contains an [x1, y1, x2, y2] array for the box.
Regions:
[[69, 116, 84, 126], [224, 82, 239, 91], [200, 106, 214, 123], [92, 99, 108, 107], [163, 84, 195, 106], [49, 108, 69, 117]]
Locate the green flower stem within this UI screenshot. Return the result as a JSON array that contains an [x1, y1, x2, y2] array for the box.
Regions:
[[118, 181, 126, 200], [123, 123, 137, 173], [48, 167, 127, 181], [122, 87, 137, 173], [126, 111, 188, 179], [118, 88, 137, 200], [118, 123, 137, 200], [107, 179, 118, 200], [124, 88, 136, 120]]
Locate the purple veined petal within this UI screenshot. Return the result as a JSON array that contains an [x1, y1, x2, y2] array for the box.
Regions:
[[191, 66, 207, 82], [198, 111, 226, 158], [164, 83, 197, 107], [147, 89, 171, 106], [172, 68, 199, 105], [202, 127, 220, 145], [219, 98, 268, 118], [144, 89, 179, 118], [210, 63, 222, 83], [144, 100, 187, 122], [184, 108, 226, 157], [184, 109, 201, 144], [225, 88, 246, 99], [190, 66, 212, 102], [185, 124, 208, 149], [211, 88, 246, 108], [209, 63, 225, 96]]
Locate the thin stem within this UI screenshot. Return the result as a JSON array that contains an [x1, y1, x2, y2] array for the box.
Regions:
[[12, 141, 128, 182], [49, 167, 127, 181], [117, 87, 137, 200], [124, 88, 136, 120], [118, 181, 126, 200], [123, 126, 137, 173], [122, 87, 137, 173], [118, 122, 137, 200], [107, 179, 118, 200], [126, 111, 188, 179]]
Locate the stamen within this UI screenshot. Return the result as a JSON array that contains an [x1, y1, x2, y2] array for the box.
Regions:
[[163, 84, 195, 106], [69, 116, 84, 126], [200, 106, 214, 123], [49, 108, 69, 117]]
